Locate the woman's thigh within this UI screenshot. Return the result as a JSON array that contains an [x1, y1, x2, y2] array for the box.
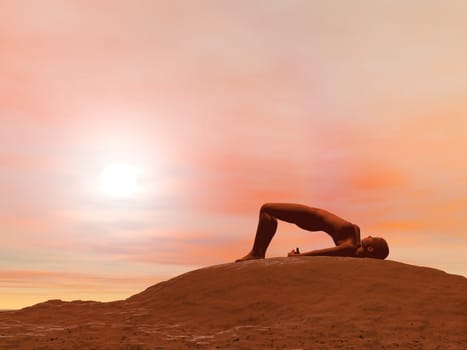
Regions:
[[261, 203, 319, 225]]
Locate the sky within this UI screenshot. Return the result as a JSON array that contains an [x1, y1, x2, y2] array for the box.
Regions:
[[1, 0, 466, 309]]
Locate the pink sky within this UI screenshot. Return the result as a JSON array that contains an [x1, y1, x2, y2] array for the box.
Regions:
[[1, 1, 466, 309]]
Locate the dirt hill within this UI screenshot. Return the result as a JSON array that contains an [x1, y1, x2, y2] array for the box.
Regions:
[[0, 257, 466, 349]]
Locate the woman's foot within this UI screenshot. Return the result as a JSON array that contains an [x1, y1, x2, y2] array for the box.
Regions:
[[235, 251, 264, 263]]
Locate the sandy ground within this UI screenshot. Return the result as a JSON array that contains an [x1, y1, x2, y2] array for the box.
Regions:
[[0, 257, 466, 349]]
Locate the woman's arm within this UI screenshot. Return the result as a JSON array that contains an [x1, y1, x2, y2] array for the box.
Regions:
[[288, 244, 357, 257]]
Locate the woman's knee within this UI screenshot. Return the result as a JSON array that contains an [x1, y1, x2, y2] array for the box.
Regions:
[[260, 202, 277, 214]]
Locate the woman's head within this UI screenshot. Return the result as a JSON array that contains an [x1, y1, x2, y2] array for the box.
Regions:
[[359, 236, 389, 259]]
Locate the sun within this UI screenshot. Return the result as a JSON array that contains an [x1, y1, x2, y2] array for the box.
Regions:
[[99, 163, 138, 198]]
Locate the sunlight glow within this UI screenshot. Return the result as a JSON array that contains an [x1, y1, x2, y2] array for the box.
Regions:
[[99, 163, 138, 198]]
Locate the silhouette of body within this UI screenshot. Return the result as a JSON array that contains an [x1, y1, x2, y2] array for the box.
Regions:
[[236, 203, 389, 262]]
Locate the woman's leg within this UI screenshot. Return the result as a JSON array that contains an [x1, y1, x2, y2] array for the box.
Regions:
[[235, 203, 317, 262], [235, 208, 278, 262]]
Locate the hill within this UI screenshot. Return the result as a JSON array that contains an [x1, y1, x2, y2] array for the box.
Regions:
[[0, 257, 466, 349]]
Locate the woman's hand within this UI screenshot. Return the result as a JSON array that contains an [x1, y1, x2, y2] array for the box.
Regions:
[[287, 248, 301, 257]]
